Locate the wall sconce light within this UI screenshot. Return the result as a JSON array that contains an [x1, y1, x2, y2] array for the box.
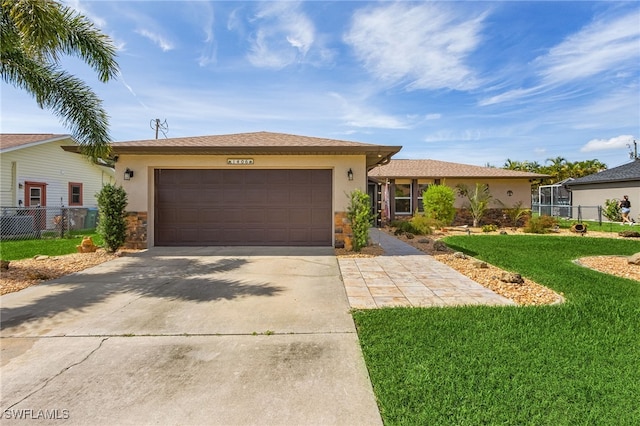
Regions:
[[507, 190, 513, 197], [347, 168, 354, 181], [124, 168, 134, 180]]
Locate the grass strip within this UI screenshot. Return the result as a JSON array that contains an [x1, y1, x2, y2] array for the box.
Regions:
[[354, 235, 640, 425], [0, 232, 103, 260]]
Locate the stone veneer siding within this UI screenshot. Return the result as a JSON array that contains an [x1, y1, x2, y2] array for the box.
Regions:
[[334, 211, 352, 249], [124, 211, 147, 249]]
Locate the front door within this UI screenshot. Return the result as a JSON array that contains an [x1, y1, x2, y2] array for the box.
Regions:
[[24, 182, 47, 230]]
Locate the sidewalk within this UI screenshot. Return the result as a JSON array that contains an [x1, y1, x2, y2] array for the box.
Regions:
[[338, 229, 515, 308]]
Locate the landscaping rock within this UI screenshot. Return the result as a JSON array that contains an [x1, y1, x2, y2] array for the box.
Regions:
[[453, 252, 467, 259], [500, 231, 508, 235], [405, 232, 415, 239], [433, 241, 447, 251], [418, 238, 431, 244], [33, 255, 50, 261], [473, 260, 488, 269], [619, 230, 640, 238], [500, 272, 525, 284], [628, 253, 640, 265]]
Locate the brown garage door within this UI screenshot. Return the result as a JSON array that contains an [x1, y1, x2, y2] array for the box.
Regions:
[[154, 169, 332, 246]]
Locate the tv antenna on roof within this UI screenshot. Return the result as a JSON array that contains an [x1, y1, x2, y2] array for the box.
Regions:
[[150, 118, 168, 139], [628, 140, 638, 160]]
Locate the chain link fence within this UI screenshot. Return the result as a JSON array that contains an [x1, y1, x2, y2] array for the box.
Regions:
[[0, 206, 99, 241], [532, 203, 603, 223]]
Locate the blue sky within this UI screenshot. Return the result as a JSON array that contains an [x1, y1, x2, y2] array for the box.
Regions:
[[2, 1, 639, 168]]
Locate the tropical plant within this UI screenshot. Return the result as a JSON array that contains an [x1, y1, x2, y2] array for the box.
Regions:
[[603, 199, 622, 222], [500, 200, 531, 229], [422, 185, 455, 225], [97, 184, 128, 252], [456, 183, 494, 227], [346, 189, 373, 252], [1, 0, 119, 160]]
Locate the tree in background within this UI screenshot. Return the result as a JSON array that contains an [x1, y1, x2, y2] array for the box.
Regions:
[[97, 184, 128, 252], [1, 0, 119, 160], [502, 157, 608, 189]]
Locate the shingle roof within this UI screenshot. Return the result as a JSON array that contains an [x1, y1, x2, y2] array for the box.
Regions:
[[565, 159, 640, 186], [0, 134, 72, 152], [61, 131, 402, 168], [369, 159, 548, 179], [111, 131, 390, 148]]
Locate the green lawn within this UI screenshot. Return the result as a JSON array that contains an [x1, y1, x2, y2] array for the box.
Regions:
[[0, 232, 103, 260], [353, 235, 640, 425]]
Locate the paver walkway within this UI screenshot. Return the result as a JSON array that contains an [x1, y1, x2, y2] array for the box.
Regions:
[[338, 229, 515, 308]]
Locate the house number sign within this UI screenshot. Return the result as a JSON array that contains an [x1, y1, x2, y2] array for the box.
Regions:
[[227, 158, 254, 165]]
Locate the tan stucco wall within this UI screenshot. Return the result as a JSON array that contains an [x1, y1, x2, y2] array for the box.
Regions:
[[569, 182, 640, 221], [115, 154, 368, 247], [446, 178, 534, 209]]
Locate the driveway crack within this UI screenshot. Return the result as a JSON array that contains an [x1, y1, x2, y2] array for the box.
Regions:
[[3, 337, 109, 411]]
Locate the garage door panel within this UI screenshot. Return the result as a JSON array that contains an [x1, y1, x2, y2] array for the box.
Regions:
[[155, 169, 332, 246], [244, 189, 266, 203], [244, 209, 266, 224], [199, 208, 223, 223], [176, 208, 200, 223], [289, 209, 311, 224], [289, 229, 310, 243]]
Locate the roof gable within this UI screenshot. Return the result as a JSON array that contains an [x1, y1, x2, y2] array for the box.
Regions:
[[62, 131, 402, 169], [0, 134, 73, 153], [565, 159, 640, 186], [369, 159, 548, 179]]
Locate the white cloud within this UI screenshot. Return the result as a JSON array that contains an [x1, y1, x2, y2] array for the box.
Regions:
[[246, 2, 325, 69], [537, 12, 640, 84], [344, 2, 485, 91], [194, 2, 217, 66], [480, 9, 640, 106], [581, 135, 635, 152], [329, 92, 413, 129], [135, 29, 174, 52], [425, 113, 442, 120]]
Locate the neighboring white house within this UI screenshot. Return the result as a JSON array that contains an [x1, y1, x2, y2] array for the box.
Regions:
[[0, 134, 115, 233], [564, 159, 640, 222]]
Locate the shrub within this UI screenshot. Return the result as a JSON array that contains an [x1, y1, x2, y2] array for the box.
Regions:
[[603, 199, 622, 222], [423, 185, 455, 225], [523, 215, 558, 234], [482, 224, 498, 233], [409, 214, 435, 235], [393, 220, 421, 235], [97, 184, 128, 252], [347, 189, 373, 252]]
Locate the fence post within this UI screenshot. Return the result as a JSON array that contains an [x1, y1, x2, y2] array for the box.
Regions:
[[598, 205, 602, 226], [60, 207, 67, 238]]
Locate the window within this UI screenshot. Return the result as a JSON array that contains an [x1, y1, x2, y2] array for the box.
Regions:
[[416, 182, 431, 212], [394, 183, 412, 214], [69, 183, 83, 206]]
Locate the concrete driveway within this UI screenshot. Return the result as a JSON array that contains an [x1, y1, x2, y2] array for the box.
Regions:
[[1, 247, 381, 425]]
